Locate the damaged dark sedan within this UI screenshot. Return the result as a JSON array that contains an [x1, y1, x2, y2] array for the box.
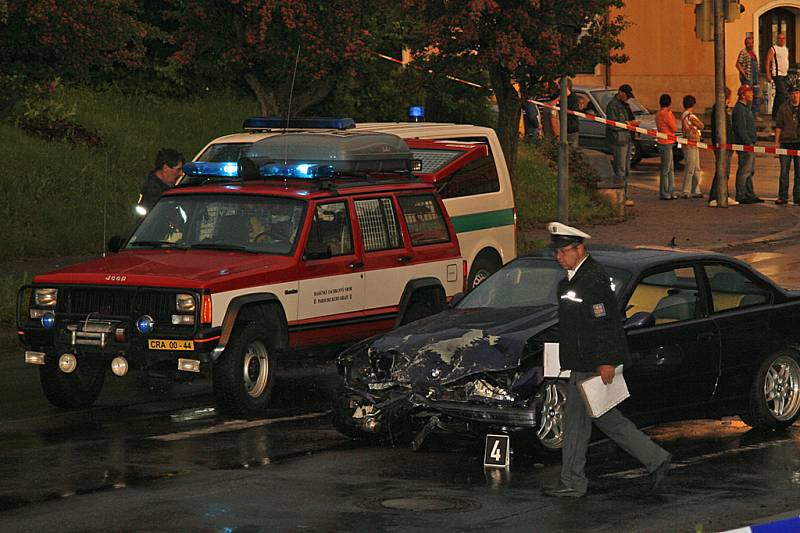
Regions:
[[335, 247, 800, 450]]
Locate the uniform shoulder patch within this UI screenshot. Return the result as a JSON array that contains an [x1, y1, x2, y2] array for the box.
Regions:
[[592, 303, 607, 318]]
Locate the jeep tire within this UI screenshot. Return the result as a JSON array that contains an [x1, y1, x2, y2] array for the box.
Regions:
[[213, 321, 276, 418], [39, 353, 106, 408]]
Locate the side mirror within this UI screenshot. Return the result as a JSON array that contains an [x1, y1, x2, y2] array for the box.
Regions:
[[624, 311, 655, 330], [107, 236, 126, 253], [449, 292, 465, 308], [303, 242, 332, 261]]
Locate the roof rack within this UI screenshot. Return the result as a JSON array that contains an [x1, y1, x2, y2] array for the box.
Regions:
[[180, 131, 422, 188], [242, 117, 356, 132]]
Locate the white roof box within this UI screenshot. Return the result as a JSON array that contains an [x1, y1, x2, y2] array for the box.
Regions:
[[240, 132, 413, 175]]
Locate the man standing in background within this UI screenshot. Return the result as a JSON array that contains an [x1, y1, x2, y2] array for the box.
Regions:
[[766, 33, 790, 121], [736, 34, 761, 116], [774, 84, 800, 205], [732, 85, 763, 204], [605, 84, 639, 207]]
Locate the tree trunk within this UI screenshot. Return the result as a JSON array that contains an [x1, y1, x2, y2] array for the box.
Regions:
[[243, 73, 280, 116], [488, 66, 521, 180]]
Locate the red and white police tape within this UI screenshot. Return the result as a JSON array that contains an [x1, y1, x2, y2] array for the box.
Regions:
[[370, 50, 797, 157], [533, 99, 800, 157]]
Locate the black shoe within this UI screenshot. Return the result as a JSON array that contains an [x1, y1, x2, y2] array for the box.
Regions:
[[542, 483, 586, 498], [738, 197, 757, 204], [750, 196, 765, 203], [776, 198, 788, 205], [649, 455, 672, 493]]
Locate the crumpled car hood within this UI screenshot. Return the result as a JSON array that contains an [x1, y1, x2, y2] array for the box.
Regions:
[[369, 304, 558, 386]]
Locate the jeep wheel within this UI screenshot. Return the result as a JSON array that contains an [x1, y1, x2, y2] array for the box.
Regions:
[[213, 322, 276, 418], [468, 255, 501, 290], [740, 350, 800, 430], [39, 353, 106, 408]]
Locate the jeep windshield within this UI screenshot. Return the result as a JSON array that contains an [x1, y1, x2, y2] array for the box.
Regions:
[[127, 194, 306, 255]]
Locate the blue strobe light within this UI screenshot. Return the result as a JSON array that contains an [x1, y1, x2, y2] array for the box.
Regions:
[[136, 315, 154, 335], [183, 162, 239, 177], [408, 106, 425, 122], [41, 312, 56, 330]]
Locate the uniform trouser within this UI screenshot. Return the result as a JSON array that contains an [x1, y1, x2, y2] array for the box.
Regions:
[[778, 141, 800, 202], [709, 149, 732, 201], [658, 144, 675, 198], [560, 372, 670, 493], [772, 76, 788, 120], [611, 142, 631, 197], [682, 146, 702, 195], [735, 151, 757, 201]]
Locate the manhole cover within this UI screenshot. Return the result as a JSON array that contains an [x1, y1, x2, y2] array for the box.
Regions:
[[379, 496, 476, 512]]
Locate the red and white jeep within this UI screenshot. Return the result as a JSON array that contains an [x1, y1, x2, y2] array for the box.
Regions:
[[17, 132, 464, 417]]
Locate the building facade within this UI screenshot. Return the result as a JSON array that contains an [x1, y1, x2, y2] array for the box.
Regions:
[[574, 0, 800, 112]]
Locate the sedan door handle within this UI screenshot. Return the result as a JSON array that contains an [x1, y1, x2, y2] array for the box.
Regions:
[[348, 261, 364, 269], [697, 331, 715, 342], [397, 255, 412, 264]]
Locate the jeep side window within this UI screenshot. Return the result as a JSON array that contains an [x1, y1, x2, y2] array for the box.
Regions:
[[397, 194, 450, 246], [354, 197, 403, 252], [305, 202, 353, 258]]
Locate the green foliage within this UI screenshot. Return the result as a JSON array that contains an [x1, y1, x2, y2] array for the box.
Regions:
[[514, 141, 614, 230], [0, 274, 28, 326], [0, 86, 258, 259]]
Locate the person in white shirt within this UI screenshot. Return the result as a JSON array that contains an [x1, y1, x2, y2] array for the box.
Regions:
[[766, 33, 790, 121]]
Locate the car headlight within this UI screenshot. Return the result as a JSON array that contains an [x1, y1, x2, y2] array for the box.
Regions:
[[176, 293, 196, 312], [34, 288, 58, 307]]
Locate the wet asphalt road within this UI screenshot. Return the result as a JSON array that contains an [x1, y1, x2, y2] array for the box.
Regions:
[[1, 344, 799, 532], [2, 243, 800, 531]]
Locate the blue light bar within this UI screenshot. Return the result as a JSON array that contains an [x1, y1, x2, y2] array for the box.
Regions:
[[183, 162, 239, 177], [260, 163, 335, 179], [242, 117, 356, 131], [408, 106, 425, 120]]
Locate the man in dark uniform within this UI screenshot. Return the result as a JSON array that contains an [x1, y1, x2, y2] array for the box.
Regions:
[[542, 222, 672, 498], [136, 149, 185, 216]]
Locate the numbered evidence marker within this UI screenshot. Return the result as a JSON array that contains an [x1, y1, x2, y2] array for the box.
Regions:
[[484, 434, 510, 468]]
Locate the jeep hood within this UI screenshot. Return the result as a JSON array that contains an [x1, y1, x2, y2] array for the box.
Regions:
[[33, 250, 295, 289], [366, 304, 558, 386]]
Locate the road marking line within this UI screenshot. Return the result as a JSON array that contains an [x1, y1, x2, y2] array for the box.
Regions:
[[600, 437, 795, 480], [149, 411, 329, 442]]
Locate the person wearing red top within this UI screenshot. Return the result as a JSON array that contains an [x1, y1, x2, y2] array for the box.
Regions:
[[655, 94, 678, 200]]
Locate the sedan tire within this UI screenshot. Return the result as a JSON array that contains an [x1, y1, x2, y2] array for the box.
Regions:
[[740, 350, 800, 430], [532, 380, 568, 450]]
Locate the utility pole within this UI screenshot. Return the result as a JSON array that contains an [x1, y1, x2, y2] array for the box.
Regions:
[[713, 0, 730, 206], [558, 73, 569, 222]]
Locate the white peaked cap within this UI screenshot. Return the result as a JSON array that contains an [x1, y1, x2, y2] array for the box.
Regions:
[[546, 221, 592, 248]]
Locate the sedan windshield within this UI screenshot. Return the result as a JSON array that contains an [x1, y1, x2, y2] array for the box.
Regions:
[[127, 195, 306, 255], [196, 142, 253, 163], [457, 258, 630, 309]]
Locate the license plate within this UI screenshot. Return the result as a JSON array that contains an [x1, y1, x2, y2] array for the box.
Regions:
[[148, 339, 194, 351]]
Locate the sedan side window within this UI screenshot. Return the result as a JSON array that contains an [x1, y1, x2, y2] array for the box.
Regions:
[[705, 264, 771, 312], [626, 267, 700, 325]]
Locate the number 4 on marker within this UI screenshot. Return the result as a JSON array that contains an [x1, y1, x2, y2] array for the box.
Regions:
[[484, 434, 510, 468]]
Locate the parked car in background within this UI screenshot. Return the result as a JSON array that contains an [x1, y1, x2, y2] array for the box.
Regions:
[[573, 86, 683, 166], [335, 246, 800, 451]]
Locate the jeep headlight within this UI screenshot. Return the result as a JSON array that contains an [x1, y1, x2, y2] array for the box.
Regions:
[[172, 293, 196, 325], [34, 288, 58, 307], [175, 293, 196, 312]]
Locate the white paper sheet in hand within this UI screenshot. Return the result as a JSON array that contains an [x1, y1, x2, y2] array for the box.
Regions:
[[543, 342, 570, 378], [577, 365, 629, 418]]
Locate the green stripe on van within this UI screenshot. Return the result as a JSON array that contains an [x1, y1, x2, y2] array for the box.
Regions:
[[450, 208, 515, 233]]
